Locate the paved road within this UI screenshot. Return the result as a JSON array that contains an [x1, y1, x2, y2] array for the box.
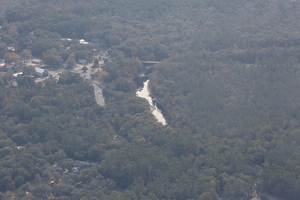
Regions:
[[93, 83, 105, 106], [70, 61, 106, 106]]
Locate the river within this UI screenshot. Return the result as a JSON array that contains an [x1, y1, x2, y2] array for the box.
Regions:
[[136, 79, 167, 125]]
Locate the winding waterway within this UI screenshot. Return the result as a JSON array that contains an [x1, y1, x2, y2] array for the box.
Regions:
[[136, 79, 167, 125]]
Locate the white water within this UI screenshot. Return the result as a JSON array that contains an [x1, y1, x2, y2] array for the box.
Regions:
[[136, 80, 167, 125]]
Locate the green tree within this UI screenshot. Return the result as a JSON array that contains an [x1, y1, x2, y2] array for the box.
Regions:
[[23, 66, 35, 75], [0, 169, 14, 192], [21, 49, 32, 63], [0, 44, 6, 58], [4, 52, 20, 64], [66, 54, 76, 69], [53, 150, 67, 163], [32, 184, 52, 199], [82, 66, 88, 72], [74, 50, 91, 62], [223, 178, 251, 200], [0, 147, 12, 158], [32, 39, 60, 57], [16, 76, 35, 88], [92, 59, 99, 68], [53, 184, 74, 197], [3, 34, 14, 44], [43, 49, 61, 68]]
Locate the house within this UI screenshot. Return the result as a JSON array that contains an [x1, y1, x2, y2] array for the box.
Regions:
[[0, 62, 5, 69], [35, 67, 48, 77], [5, 63, 14, 69], [13, 72, 23, 78], [79, 39, 88, 44], [32, 59, 42, 64], [78, 59, 87, 64], [7, 47, 15, 52], [61, 38, 72, 41], [72, 167, 82, 174], [73, 160, 98, 170]]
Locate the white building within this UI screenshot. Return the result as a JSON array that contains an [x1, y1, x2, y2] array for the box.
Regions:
[[35, 67, 48, 77]]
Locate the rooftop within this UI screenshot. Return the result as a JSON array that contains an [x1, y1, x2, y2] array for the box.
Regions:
[[35, 67, 46, 73], [32, 59, 42, 63]]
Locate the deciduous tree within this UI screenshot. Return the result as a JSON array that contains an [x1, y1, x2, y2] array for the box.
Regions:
[[21, 49, 32, 63], [4, 52, 20, 64], [43, 49, 61, 68]]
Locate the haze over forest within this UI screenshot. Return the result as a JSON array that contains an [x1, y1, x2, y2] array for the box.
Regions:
[[0, 0, 300, 199]]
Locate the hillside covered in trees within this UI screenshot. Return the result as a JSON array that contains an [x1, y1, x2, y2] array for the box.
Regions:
[[0, 0, 300, 199]]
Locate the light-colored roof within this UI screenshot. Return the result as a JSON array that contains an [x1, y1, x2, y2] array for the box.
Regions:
[[32, 59, 42, 63], [13, 72, 23, 77], [79, 39, 88, 44], [35, 67, 46, 73]]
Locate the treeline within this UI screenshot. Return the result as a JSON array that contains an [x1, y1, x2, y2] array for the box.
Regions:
[[0, 0, 300, 199]]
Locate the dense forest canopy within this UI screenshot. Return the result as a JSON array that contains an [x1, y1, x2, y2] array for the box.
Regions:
[[0, 0, 300, 199]]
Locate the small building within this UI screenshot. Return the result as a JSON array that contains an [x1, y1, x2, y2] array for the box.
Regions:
[[35, 67, 48, 77], [0, 62, 5, 69], [72, 167, 82, 174], [7, 47, 15, 52], [61, 38, 72, 41], [32, 59, 42, 64], [13, 72, 23, 78], [138, 74, 145, 78], [73, 160, 98, 170], [5, 63, 14, 69], [78, 59, 87, 64], [79, 39, 88, 44]]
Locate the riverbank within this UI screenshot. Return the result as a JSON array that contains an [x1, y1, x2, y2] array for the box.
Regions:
[[136, 79, 167, 125]]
